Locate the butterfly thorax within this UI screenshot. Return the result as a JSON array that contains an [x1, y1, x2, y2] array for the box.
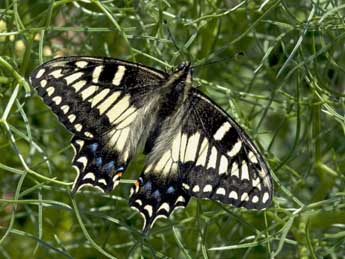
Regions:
[[143, 64, 193, 154], [157, 63, 192, 117]]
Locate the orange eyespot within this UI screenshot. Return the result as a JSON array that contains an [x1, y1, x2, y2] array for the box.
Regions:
[[134, 180, 140, 188]]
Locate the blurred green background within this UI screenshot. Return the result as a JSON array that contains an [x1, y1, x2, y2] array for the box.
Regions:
[[0, 0, 344, 258]]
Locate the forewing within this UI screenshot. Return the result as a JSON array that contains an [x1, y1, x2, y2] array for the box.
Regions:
[[182, 89, 273, 209], [30, 56, 167, 192]]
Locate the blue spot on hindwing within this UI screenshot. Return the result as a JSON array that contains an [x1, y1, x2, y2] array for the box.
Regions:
[[167, 186, 175, 194], [152, 190, 161, 198], [143, 181, 152, 191], [88, 143, 98, 153], [104, 161, 115, 173], [95, 157, 102, 167], [116, 166, 125, 172]]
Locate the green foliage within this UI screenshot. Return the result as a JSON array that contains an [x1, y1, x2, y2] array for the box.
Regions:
[[0, 0, 344, 258]]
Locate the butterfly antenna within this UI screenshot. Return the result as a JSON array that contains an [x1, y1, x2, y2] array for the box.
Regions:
[[192, 52, 245, 70], [163, 20, 189, 63]]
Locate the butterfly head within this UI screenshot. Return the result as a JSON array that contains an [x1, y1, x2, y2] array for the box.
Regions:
[[161, 62, 193, 100], [176, 62, 192, 72], [174, 62, 193, 94]]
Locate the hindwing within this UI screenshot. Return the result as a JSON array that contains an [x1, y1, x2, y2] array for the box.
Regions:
[[30, 56, 167, 192]]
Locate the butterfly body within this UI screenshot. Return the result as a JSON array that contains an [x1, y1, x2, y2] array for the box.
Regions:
[[30, 56, 273, 232]]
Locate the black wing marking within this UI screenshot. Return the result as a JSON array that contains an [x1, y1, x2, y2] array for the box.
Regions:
[[30, 57, 167, 192], [129, 88, 273, 231]]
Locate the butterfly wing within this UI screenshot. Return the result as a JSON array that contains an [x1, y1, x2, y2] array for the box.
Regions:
[[30, 56, 167, 192], [182, 89, 273, 208], [129, 88, 273, 232]]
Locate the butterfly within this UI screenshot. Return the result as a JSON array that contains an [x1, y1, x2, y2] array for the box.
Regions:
[[30, 56, 273, 233]]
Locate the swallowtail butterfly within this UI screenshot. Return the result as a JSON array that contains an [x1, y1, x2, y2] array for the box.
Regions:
[[30, 56, 273, 233]]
